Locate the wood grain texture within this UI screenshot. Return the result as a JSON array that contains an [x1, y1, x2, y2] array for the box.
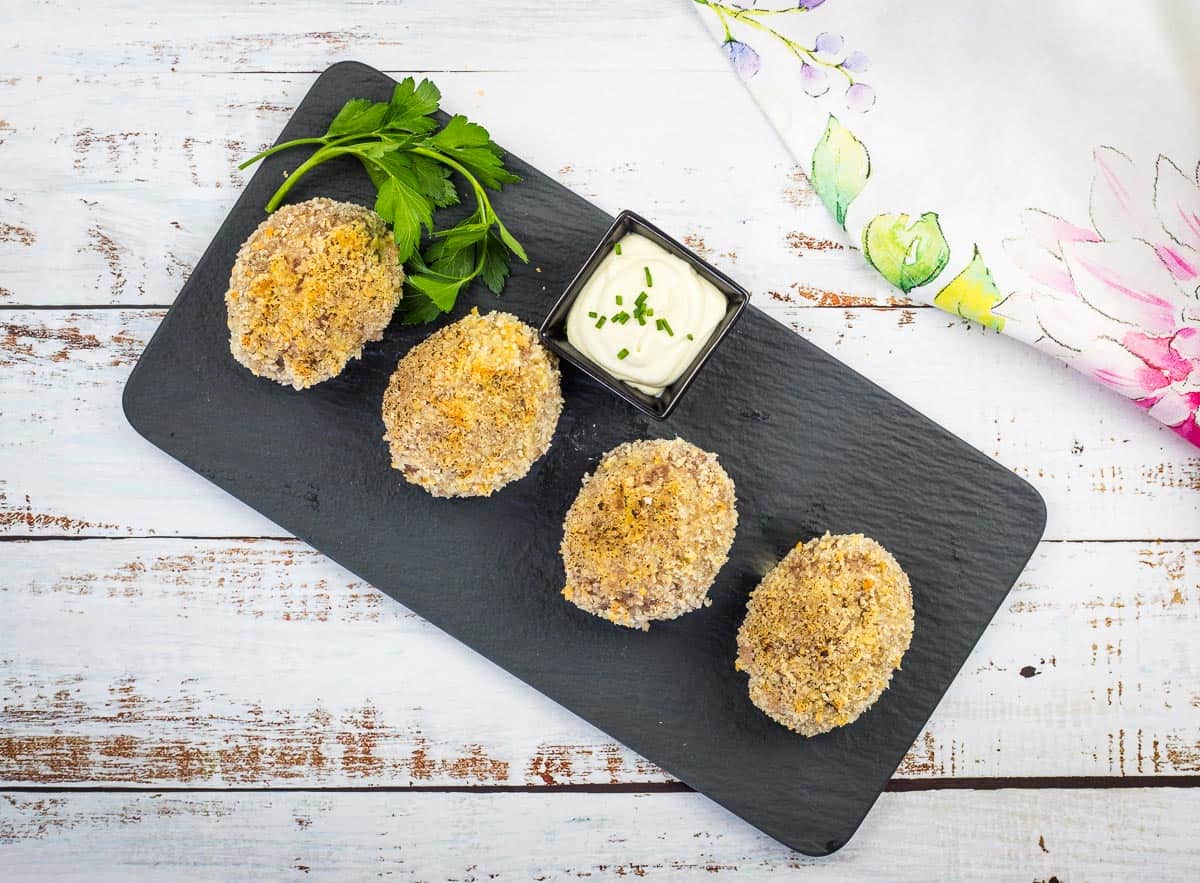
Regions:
[[3, 0, 1199, 869], [2, 538, 1198, 787], [1, 310, 1195, 542], [2, 788, 1197, 880], [0, 71, 884, 307], [0, 0, 726, 76]]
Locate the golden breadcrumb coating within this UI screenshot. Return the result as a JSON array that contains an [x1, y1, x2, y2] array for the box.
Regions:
[[226, 197, 404, 389], [560, 438, 738, 630], [381, 309, 563, 498], [736, 532, 914, 736]]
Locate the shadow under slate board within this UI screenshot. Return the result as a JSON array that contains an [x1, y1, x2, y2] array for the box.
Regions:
[[123, 62, 1046, 856]]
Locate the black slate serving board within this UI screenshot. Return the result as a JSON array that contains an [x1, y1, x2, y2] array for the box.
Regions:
[[123, 62, 1047, 856]]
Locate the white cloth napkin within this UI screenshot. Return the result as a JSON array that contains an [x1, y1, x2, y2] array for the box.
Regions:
[[694, 0, 1200, 448]]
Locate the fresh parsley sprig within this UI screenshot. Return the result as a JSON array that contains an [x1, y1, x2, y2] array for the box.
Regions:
[[239, 77, 527, 324]]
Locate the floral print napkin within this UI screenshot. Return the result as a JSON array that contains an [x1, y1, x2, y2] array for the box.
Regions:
[[694, 0, 1200, 447]]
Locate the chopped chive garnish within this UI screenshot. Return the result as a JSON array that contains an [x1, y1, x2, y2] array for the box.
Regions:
[[637, 315, 647, 326], [615, 295, 623, 305], [614, 242, 623, 255], [587, 311, 597, 318], [617, 348, 630, 360], [662, 319, 674, 336], [686, 333, 694, 340], [655, 318, 665, 331], [635, 291, 648, 306], [595, 315, 607, 329], [644, 307, 654, 317], [644, 267, 653, 287], [612, 311, 630, 324]]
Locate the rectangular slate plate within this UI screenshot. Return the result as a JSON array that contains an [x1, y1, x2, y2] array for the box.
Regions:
[[123, 62, 1047, 856]]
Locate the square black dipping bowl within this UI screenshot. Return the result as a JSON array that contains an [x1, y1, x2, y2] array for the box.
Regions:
[[539, 210, 749, 419]]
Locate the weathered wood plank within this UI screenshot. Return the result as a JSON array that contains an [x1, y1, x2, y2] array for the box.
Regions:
[[4, 3, 1191, 874], [1, 0, 726, 76], [1, 538, 1197, 787], [1, 310, 1195, 541], [0, 71, 882, 306], [1, 788, 1197, 879]]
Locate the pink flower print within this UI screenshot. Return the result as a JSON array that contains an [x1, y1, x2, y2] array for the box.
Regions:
[[999, 148, 1200, 446]]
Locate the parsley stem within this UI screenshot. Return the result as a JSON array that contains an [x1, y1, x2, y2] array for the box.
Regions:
[[237, 137, 328, 170], [240, 132, 388, 171], [263, 144, 357, 213], [407, 146, 497, 285]]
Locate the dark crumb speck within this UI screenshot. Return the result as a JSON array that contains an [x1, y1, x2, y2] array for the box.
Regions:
[[739, 409, 771, 423]]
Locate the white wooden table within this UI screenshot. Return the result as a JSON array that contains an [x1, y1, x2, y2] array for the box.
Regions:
[[2, 2, 1198, 879]]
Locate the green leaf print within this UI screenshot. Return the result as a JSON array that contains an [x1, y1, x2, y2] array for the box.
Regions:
[[932, 246, 1006, 332], [811, 114, 869, 228], [861, 212, 951, 293]]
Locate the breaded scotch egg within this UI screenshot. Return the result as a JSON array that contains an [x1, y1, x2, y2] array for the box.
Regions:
[[736, 533, 914, 736], [381, 309, 563, 498], [226, 197, 404, 389], [560, 438, 738, 630]]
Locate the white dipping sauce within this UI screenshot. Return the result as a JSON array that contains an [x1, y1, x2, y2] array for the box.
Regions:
[[566, 232, 727, 395]]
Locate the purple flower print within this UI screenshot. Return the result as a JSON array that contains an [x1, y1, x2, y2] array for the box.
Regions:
[[697, 1, 878, 108], [840, 50, 870, 73], [813, 32, 844, 58], [844, 82, 875, 112], [723, 39, 762, 78], [799, 63, 830, 97]]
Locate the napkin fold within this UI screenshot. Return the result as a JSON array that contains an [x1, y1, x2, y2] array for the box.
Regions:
[[693, 0, 1200, 447]]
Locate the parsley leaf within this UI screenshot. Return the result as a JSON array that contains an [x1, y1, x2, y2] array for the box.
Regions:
[[326, 98, 390, 137], [431, 115, 521, 190], [494, 217, 527, 263], [396, 289, 445, 325], [387, 77, 441, 131], [407, 272, 465, 313], [407, 153, 459, 208], [479, 231, 512, 295], [240, 76, 527, 324], [370, 157, 431, 263]]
